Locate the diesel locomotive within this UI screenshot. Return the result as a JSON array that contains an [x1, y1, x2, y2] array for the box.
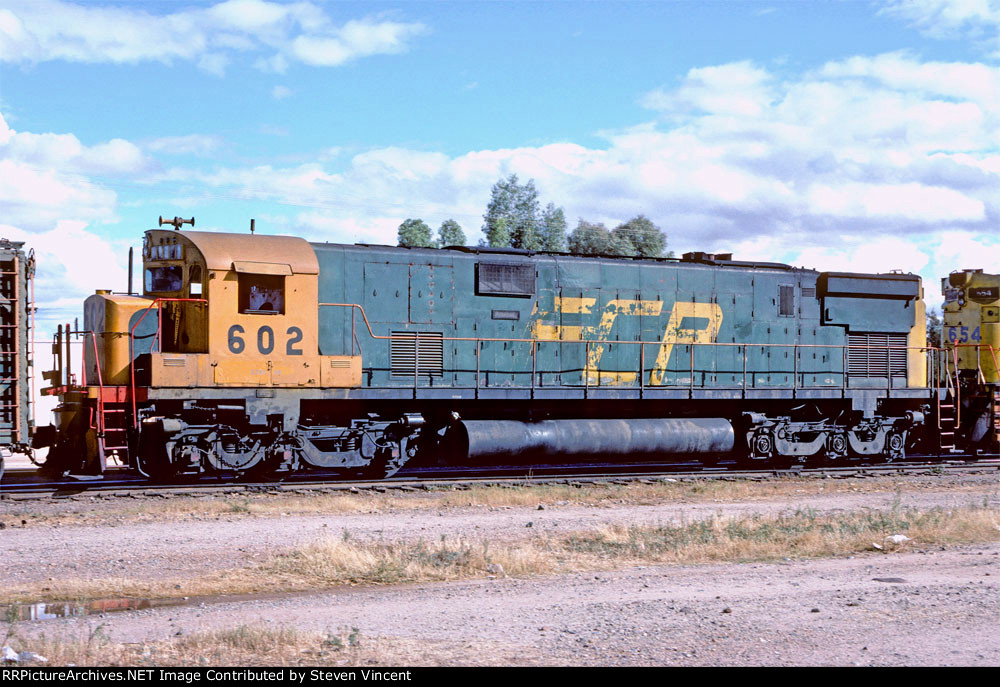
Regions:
[[940, 268, 1000, 454], [30, 216, 982, 482]]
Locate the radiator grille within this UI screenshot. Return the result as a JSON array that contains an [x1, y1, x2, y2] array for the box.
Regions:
[[779, 285, 795, 316], [390, 331, 444, 377], [847, 333, 907, 377], [477, 262, 534, 296]]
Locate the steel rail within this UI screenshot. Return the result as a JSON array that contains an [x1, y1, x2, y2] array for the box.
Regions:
[[3, 459, 998, 498]]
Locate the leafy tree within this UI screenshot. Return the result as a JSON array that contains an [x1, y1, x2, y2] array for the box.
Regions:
[[483, 174, 541, 250], [568, 220, 612, 255], [612, 215, 667, 257], [539, 203, 568, 252], [482, 216, 510, 248], [926, 308, 942, 349], [607, 228, 636, 256], [566, 214, 668, 257], [397, 218, 433, 248], [437, 219, 466, 247]]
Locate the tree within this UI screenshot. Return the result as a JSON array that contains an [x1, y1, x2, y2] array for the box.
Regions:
[[612, 215, 667, 257], [437, 219, 466, 247], [568, 220, 612, 255], [483, 174, 541, 250], [926, 308, 942, 349], [539, 203, 568, 252], [397, 218, 433, 248], [566, 215, 668, 257]]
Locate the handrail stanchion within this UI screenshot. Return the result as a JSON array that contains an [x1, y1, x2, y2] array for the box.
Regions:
[[953, 347, 961, 430], [639, 343, 645, 398], [842, 346, 847, 391], [689, 343, 694, 395], [742, 344, 747, 394], [531, 340, 536, 396]]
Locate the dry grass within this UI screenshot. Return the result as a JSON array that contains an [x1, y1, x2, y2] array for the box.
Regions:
[[258, 503, 1000, 584], [4, 624, 542, 667], [4, 473, 991, 529], [6, 502, 996, 605]]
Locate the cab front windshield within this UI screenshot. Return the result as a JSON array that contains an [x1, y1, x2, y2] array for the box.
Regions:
[[145, 266, 183, 293]]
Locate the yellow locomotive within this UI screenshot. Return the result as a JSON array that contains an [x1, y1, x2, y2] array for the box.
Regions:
[[941, 268, 1000, 452]]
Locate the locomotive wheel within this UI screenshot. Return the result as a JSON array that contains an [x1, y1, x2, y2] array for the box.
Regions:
[[244, 452, 288, 481], [138, 420, 179, 483], [355, 447, 403, 479], [885, 432, 905, 462]]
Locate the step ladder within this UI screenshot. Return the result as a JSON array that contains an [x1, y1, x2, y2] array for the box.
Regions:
[[939, 395, 958, 454], [92, 390, 130, 472], [938, 350, 960, 455]]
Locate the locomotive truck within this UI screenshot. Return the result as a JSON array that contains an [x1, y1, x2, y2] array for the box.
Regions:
[[31, 218, 961, 480]]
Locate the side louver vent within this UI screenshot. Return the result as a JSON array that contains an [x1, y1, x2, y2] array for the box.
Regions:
[[847, 333, 907, 378], [390, 331, 444, 377], [477, 263, 535, 296]]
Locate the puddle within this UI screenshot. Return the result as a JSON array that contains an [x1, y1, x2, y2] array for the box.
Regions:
[[10, 597, 187, 621], [9, 587, 359, 621]]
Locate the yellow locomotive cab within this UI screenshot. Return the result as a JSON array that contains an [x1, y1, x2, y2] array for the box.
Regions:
[[942, 269, 1000, 383], [141, 229, 361, 388]]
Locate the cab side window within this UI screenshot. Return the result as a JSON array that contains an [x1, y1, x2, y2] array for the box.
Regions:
[[189, 264, 203, 296], [238, 274, 284, 314]]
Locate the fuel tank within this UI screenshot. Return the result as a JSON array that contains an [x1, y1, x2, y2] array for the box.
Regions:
[[447, 418, 734, 461]]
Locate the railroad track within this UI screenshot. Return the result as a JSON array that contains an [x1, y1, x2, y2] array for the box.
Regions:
[[2, 457, 998, 499]]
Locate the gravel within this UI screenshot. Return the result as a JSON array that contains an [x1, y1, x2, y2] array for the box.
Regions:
[[3, 472, 999, 665]]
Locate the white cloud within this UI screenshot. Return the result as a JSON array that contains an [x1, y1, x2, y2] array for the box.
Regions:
[[6, 46, 993, 342], [271, 85, 292, 100], [640, 61, 775, 117], [290, 18, 424, 66], [0, 113, 157, 233], [0, 0, 426, 74], [805, 182, 985, 222], [0, 113, 138, 343], [880, 0, 1000, 55], [145, 134, 223, 156], [148, 51, 996, 309], [0, 220, 128, 332]]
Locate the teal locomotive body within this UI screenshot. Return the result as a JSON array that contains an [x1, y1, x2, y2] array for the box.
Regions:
[[38, 228, 933, 479]]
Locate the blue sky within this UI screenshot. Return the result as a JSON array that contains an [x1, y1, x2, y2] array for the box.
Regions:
[[1, 0, 999, 341]]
